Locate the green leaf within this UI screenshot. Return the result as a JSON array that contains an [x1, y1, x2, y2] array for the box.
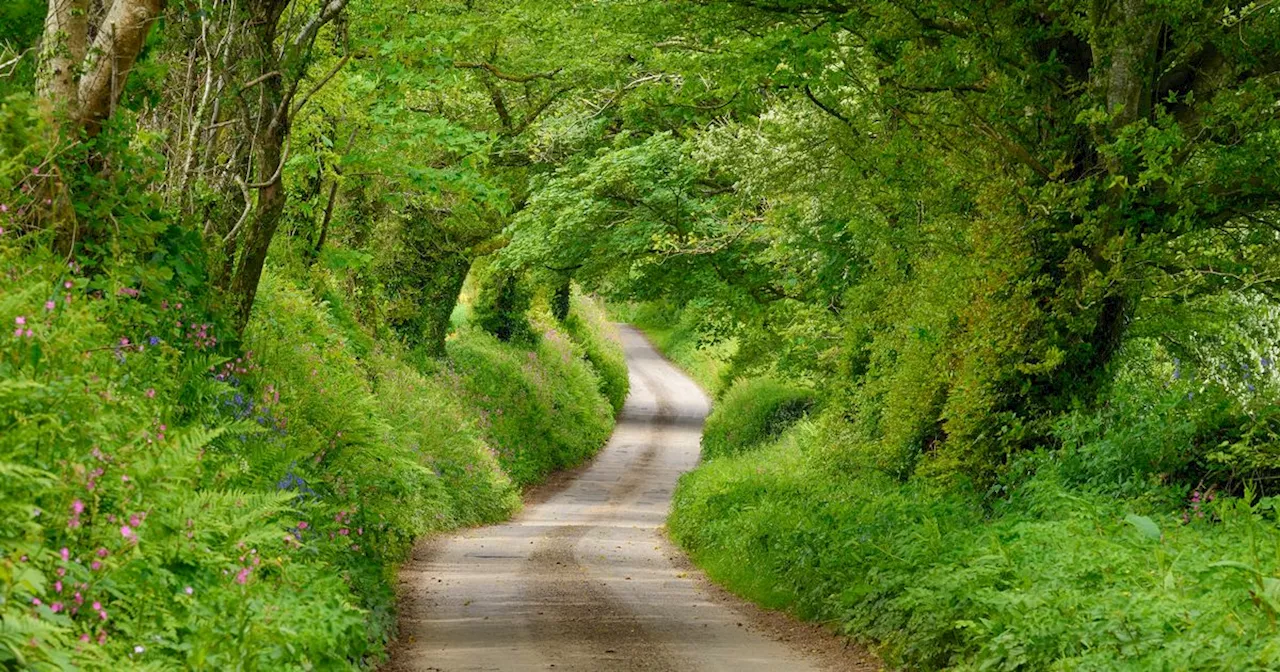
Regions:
[[1124, 514, 1161, 541]]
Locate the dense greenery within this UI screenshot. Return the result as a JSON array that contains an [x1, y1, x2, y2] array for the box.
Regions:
[[700, 377, 817, 459], [1, 0, 635, 659], [0, 236, 622, 667], [4, 0, 1279, 668], [629, 302, 1280, 669]]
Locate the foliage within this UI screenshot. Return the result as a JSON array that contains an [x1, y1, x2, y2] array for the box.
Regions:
[[671, 416, 1280, 671], [445, 323, 614, 487], [8, 0, 1280, 667], [701, 377, 816, 460], [0, 241, 610, 668], [562, 289, 629, 416]]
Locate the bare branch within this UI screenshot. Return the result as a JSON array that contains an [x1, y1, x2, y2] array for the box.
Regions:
[[455, 61, 563, 83], [291, 53, 351, 118]]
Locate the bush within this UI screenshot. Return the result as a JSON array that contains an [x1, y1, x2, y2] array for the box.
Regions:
[[701, 377, 816, 459], [563, 290, 629, 415], [445, 325, 614, 486], [671, 413, 1280, 671], [0, 243, 609, 669]]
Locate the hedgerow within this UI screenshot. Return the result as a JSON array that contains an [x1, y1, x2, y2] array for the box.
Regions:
[[670, 416, 1280, 671], [700, 377, 816, 460], [563, 289, 629, 415], [0, 243, 616, 669]]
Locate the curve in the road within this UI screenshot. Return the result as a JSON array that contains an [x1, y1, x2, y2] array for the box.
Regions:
[[386, 325, 844, 672]]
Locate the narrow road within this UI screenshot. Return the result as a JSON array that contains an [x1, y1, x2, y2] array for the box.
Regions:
[[386, 326, 850, 672]]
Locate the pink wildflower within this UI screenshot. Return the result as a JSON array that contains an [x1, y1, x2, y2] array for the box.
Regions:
[[145, 388, 155, 398], [235, 567, 251, 585], [71, 500, 84, 515], [45, 301, 54, 311], [60, 547, 69, 561], [120, 525, 136, 541], [14, 316, 24, 326]]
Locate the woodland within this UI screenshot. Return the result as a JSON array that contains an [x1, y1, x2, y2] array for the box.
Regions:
[[1, 0, 1279, 669]]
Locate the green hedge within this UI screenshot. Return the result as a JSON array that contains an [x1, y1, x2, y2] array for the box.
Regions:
[[0, 251, 612, 669], [701, 377, 816, 460], [563, 290, 629, 415], [670, 417, 1280, 671], [445, 325, 615, 487]]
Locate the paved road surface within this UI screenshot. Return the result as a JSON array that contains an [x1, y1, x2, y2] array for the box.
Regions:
[[386, 325, 836, 672]]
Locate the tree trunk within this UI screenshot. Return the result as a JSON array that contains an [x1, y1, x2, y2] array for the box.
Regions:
[[77, 0, 166, 136], [419, 256, 473, 357], [229, 73, 288, 334], [551, 275, 571, 322], [36, 0, 88, 116]]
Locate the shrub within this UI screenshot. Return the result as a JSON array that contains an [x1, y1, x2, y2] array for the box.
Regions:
[[446, 325, 613, 486], [562, 290, 629, 415], [0, 247, 609, 668], [671, 414, 1280, 671], [701, 377, 816, 459]]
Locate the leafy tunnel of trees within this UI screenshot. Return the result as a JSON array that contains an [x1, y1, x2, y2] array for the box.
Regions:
[[2, 0, 1279, 666]]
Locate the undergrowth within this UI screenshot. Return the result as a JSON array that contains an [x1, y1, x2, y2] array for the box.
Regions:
[[563, 290, 629, 415], [644, 309, 1280, 670], [671, 418, 1280, 670], [0, 241, 622, 669], [700, 377, 816, 460]]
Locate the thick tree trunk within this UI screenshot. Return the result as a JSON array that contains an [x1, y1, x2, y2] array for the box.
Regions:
[[419, 256, 473, 357], [77, 0, 166, 136], [36, 0, 88, 115]]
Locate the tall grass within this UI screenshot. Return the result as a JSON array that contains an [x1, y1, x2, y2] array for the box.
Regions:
[[671, 408, 1280, 670], [0, 247, 621, 669]]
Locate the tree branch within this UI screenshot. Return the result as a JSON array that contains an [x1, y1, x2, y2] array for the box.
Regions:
[[803, 83, 854, 128], [454, 61, 562, 83], [291, 53, 351, 118]]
